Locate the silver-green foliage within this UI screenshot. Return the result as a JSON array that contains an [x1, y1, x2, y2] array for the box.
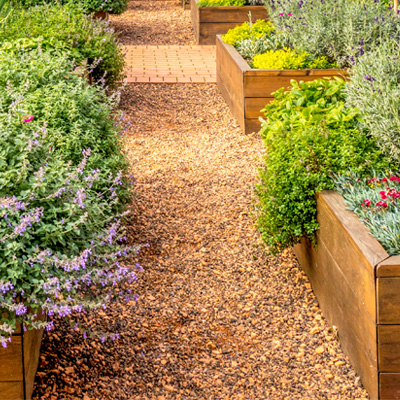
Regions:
[[345, 44, 400, 164], [335, 173, 400, 255], [236, 36, 275, 59], [266, 0, 400, 67]]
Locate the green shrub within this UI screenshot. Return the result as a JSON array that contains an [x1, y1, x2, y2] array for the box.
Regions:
[[14, 0, 128, 14], [0, 3, 125, 86], [345, 44, 400, 165], [0, 50, 128, 201], [252, 48, 336, 69], [222, 19, 274, 46], [255, 78, 390, 253], [266, 0, 400, 67], [0, 47, 136, 343]]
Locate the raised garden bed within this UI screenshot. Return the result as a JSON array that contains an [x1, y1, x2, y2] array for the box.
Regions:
[[0, 325, 43, 400], [216, 35, 347, 134], [293, 190, 400, 400], [191, 0, 268, 45]]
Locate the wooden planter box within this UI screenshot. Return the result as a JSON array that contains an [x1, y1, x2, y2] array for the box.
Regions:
[[191, 0, 268, 45], [216, 35, 348, 134], [0, 325, 43, 400], [293, 190, 400, 400]]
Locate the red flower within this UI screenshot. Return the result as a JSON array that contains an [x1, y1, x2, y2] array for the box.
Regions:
[[376, 201, 388, 207], [364, 199, 371, 206], [382, 178, 388, 182]]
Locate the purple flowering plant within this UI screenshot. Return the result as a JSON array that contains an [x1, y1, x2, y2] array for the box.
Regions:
[[0, 110, 140, 348], [266, 0, 400, 67]]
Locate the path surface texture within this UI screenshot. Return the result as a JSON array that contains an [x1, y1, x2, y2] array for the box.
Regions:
[[32, 1, 369, 399]]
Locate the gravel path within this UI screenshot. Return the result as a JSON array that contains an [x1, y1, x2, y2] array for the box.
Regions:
[[32, 84, 368, 400], [110, 0, 195, 45], [32, 2, 369, 399]]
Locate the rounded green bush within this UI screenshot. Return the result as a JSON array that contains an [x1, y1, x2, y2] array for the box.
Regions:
[[222, 19, 273, 46]]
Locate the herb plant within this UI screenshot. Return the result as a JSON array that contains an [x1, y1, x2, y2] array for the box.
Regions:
[[0, 50, 128, 202], [266, 0, 400, 67], [0, 3, 125, 86], [0, 48, 137, 346], [14, 0, 128, 14], [345, 43, 400, 165], [255, 78, 390, 253]]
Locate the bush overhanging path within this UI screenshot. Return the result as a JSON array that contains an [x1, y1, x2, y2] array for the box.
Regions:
[[33, 1, 369, 399]]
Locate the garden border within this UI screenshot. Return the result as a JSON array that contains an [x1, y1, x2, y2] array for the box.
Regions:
[[216, 35, 348, 133], [191, 0, 268, 45], [0, 325, 43, 400], [294, 190, 400, 400]]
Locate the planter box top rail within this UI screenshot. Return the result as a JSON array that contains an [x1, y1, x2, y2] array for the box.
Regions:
[[217, 35, 348, 77], [192, 0, 268, 44]]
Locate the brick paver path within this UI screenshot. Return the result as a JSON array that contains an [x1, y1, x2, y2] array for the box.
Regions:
[[124, 45, 216, 83]]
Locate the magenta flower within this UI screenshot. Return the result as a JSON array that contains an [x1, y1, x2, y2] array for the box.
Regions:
[[279, 12, 285, 15], [288, 12, 293, 16], [23, 116, 34, 123]]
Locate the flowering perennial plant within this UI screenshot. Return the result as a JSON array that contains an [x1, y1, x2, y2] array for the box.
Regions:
[[0, 108, 139, 346], [335, 173, 400, 255], [266, 0, 400, 67], [0, 50, 129, 203]]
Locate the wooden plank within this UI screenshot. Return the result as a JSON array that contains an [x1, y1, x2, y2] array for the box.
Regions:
[[0, 381, 24, 400], [216, 35, 245, 130], [377, 278, 400, 324], [191, 0, 200, 43], [244, 97, 271, 119], [319, 191, 388, 268], [380, 373, 400, 400], [199, 22, 247, 44], [23, 327, 44, 400], [294, 237, 379, 399], [376, 256, 400, 277], [245, 68, 347, 77], [0, 336, 23, 382], [316, 191, 388, 321], [378, 325, 400, 372], [244, 118, 263, 134], [199, 4, 267, 23]]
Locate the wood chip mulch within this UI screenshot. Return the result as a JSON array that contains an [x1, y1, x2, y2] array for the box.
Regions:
[[109, 0, 195, 45], [32, 84, 369, 400]]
